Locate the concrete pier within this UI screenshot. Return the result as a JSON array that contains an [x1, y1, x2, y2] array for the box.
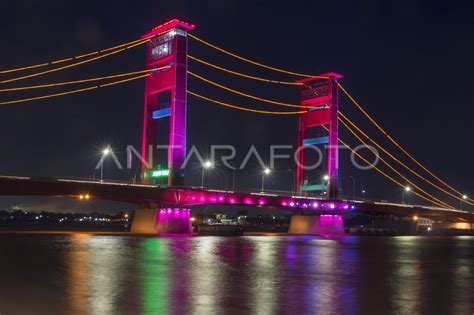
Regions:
[[288, 215, 345, 235], [130, 208, 192, 235]]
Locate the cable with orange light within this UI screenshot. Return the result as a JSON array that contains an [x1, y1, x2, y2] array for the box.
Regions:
[[321, 125, 450, 208], [189, 34, 320, 78], [188, 56, 303, 86], [187, 90, 307, 115], [339, 117, 454, 208], [0, 37, 148, 75], [0, 40, 148, 85], [339, 112, 473, 206], [0, 73, 150, 106], [338, 83, 472, 203], [0, 67, 169, 93]]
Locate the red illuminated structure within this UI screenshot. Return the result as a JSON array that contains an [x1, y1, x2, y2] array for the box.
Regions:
[[141, 19, 195, 185], [296, 73, 343, 198]]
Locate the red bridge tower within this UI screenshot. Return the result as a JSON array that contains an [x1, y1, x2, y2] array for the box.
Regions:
[[141, 19, 195, 185], [296, 73, 343, 198]]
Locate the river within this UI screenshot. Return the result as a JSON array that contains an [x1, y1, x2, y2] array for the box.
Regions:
[[0, 234, 473, 314]]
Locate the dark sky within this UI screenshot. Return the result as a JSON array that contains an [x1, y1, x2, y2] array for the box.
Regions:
[[0, 0, 473, 212]]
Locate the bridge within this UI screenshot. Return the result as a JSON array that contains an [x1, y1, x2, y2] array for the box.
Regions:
[[0, 19, 472, 235], [0, 174, 471, 234]]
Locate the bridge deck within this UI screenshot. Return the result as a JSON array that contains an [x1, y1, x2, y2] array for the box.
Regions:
[[0, 175, 472, 221]]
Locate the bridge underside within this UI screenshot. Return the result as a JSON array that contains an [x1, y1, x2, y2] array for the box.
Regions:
[[288, 215, 345, 235], [0, 176, 353, 214], [0, 176, 472, 235], [130, 208, 192, 235]]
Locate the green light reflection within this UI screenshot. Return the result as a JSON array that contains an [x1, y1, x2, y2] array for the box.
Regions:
[[140, 238, 170, 314]]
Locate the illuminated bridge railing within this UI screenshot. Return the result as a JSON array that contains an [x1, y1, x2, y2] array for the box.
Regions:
[[170, 188, 354, 213]]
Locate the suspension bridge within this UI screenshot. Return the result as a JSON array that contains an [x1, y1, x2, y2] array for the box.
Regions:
[[0, 19, 472, 235]]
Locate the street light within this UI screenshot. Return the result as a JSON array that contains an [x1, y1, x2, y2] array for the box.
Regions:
[[322, 174, 330, 198], [362, 189, 367, 200], [201, 160, 213, 188], [460, 194, 468, 210], [261, 167, 271, 192], [100, 147, 111, 182], [402, 186, 411, 204]]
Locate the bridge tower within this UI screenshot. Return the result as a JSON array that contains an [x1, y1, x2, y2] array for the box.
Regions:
[[141, 19, 195, 185], [295, 73, 343, 198]]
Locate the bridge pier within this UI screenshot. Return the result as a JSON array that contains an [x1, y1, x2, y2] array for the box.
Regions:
[[288, 215, 345, 235], [130, 207, 192, 235]]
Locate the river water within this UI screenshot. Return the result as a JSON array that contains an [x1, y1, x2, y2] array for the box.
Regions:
[[0, 234, 473, 315]]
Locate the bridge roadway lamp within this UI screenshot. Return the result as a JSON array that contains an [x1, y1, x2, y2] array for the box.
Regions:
[[402, 186, 411, 204], [100, 147, 111, 182], [201, 161, 213, 188], [261, 168, 271, 192]]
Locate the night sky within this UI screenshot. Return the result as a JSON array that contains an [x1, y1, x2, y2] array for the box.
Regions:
[[0, 0, 473, 212]]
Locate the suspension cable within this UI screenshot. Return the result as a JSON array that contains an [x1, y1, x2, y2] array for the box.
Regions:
[[189, 34, 320, 78], [0, 39, 148, 85], [188, 70, 314, 108], [0, 67, 170, 93], [339, 112, 473, 206], [321, 125, 451, 208], [0, 73, 150, 106], [188, 55, 303, 85], [339, 117, 454, 208], [187, 90, 307, 115], [338, 82, 471, 202], [343, 137, 449, 208], [0, 26, 179, 76], [0, 37, 150, 75], [188, 71, 464, 206]]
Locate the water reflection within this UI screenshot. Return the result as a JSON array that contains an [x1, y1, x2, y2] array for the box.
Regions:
[[249, 237, 281, 314], [68, 235, 129, 314], [391, 237, 423, 314], [278, 236, 359, 314], [189, 237, 223, 314], [68, 234, 91, 315], [0, 235, 472, 314], [453, 237, 473, 314], [88, 237, 127, 314], [139, 238, 170, 314]]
